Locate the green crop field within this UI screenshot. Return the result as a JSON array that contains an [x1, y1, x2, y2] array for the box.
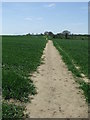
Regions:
[[2, 35, 47, 119], [2, 35, 89, 118], [53, 39, 88, 77], [52, 38, 89, 102]]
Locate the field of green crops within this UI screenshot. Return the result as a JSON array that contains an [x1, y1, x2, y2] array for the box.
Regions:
[[53, 39, 88, 77], [53, 38, 89, 102], [2, 35, 89, 118], [2, 35, 47, 119]]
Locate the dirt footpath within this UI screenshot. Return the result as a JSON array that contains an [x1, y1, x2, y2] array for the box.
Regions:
[[25, 40, 88, 118]]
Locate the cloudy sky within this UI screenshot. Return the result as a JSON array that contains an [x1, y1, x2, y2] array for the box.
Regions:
[[2, 2, 88, 35]]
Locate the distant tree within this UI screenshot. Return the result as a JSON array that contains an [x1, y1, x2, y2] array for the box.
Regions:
[[48, 32, 54, 38], [40, 33, 43, 36], [44, 31, 49, 36], [44, 31, 54, 38], [62, 30, 71, 39], [26, 33, 31, 36], [56, 33, 64, 39], [32, 33, 34, 35], [36, 33, 38, 35]]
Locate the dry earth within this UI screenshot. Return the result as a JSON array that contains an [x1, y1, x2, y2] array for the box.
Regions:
[[25, 40, 88, 118]]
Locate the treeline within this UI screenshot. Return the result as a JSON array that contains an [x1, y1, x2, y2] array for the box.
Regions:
[[44, 31, 88, 40], [26, 30, 88, 40]]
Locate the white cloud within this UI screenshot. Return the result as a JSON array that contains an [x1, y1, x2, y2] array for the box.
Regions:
[[24, 17, 43, 21], [44, 3, 56, 8], [24, 17, 32, 21]]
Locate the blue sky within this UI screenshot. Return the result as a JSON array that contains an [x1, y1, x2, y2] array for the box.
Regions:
[[2, 2, 88, 35]]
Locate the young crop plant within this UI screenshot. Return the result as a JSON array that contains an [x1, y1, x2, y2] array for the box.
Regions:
[[52, 38, 89, 102], [2, 35, 47, 118], [2, 102, 25, 119]]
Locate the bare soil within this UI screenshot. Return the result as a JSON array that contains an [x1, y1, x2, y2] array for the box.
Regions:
[[25, 40, 88, 118]]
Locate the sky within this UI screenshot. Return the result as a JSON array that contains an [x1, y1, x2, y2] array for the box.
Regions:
[[1, 2, 88, 35]]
